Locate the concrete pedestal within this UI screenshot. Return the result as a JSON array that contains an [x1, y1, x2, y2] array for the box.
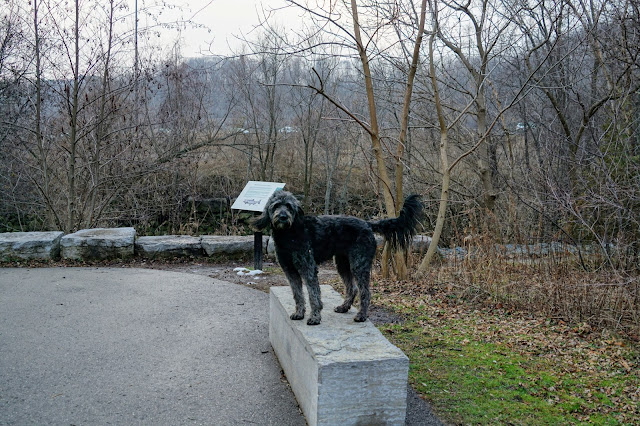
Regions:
[[269, 285, 408, 426]]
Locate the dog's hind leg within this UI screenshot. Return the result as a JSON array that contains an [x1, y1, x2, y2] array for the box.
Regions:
[[353, 266, 371, 322], [334, 255, 357, 314], [350, 248, 375, 322], [346, 235, 376, 322], [282, 265, 306, 320]]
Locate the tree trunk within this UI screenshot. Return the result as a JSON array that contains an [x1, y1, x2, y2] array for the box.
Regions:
[[392, 0, 427, 279], [394, 0, 427, 212], [476, 89, 496, 212], [87, 0, 115, 228], [66, 0, 81, 232], [419, 162, 449, 272], [419, 30, 449, 272], [350, 0, 395, 216], [33, 0, 61, 230]]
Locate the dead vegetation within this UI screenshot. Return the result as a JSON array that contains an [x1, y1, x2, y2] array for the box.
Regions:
[[373, 253, 640, 424]]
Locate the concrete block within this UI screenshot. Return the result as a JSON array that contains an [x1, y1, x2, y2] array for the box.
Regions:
[[201, 235, 266, 256], [135, 235, 203, 258], [0, 231, 64, 260], [270, 285, 408, 426], [61, 227, 135, 260]]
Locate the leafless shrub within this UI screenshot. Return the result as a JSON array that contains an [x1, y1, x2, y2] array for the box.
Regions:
[[439, 246, 640, 339]]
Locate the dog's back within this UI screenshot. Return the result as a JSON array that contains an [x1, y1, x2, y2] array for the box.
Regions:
[[305, 215, 377, 263]]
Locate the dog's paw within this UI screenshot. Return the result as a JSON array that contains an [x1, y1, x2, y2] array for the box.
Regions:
[[334, 305, 350, 314], [353, 313, 367, 322], [306, 316, 321, 326], [290, 312, 305, 320]]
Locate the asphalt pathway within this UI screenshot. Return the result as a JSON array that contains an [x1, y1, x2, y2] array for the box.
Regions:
[[0, 267, 441, 425]]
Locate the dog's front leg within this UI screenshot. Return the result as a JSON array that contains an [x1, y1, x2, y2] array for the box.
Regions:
[[289, 274, 305, 320], [289, 285, 306, 321], [301, 263, 323, 326], [283, 268, 306, 320]]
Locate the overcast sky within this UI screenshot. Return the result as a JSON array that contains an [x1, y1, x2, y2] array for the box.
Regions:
[[148, 0, 301, 57]]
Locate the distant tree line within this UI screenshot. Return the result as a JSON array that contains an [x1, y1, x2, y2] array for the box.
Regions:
[[1, 0, 638, 272]]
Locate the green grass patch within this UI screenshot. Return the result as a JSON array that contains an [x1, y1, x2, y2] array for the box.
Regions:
[[377, 299, 639, 424]]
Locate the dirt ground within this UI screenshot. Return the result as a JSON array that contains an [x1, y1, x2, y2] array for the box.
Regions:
[[133, 259, 335, 292]]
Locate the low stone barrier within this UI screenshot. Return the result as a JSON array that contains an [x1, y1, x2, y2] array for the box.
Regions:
[[0, 230, 271, 262], [0, 231, 64, 260], [201, 235, 265, 256], [1, 230, 431, 262], [269, 285, 409, 426], [136, 235, 203, 258], [61, 227, 136, 260], [267, 234, 433, 256]]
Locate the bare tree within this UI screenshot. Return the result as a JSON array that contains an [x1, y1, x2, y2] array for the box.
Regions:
[[230, 32, 290, 182], [418, 0, 542, 271], [277, 0, 428, 278], [511, 0, 640, 268], [289, 57, 334, 207]]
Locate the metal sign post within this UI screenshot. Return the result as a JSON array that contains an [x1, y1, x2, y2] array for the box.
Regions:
[[253, 231, 263, 270], [231, 181, 285, 270]]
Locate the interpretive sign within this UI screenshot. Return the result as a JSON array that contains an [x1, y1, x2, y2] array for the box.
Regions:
[[232, 181, 286, 270], [231, 181, 285, 212]]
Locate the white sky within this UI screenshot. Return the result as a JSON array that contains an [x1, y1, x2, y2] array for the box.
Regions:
[[146, 0, 302, 57]]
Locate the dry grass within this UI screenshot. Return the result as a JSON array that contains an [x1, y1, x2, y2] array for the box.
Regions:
[[372, 254, 640, 424], [403, 248, 640, 341], [454, 265, 637, 340], [373, 274, 640, 424]]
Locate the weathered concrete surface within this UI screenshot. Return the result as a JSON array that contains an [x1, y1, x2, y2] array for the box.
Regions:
[[135, 235, 203, 258], [0, 231, 64, 260], [61, 227, 136, 260], [202, 235, 267, 256], [270, 285, 409, 426]]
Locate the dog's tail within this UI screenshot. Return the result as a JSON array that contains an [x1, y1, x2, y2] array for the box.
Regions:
[[369, 194, 423, 250]]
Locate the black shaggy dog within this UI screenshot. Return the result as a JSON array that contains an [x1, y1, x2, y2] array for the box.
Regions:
[[253, 191, 422, 325]]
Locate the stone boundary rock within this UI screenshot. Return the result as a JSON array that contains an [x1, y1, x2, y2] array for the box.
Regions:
[[0, 229, 274, 262], [267, 234, 432, 256], [201, 235, 267, 256], [61, 228, 136, 260], [0, 229, 432, 262], [136, 235, 203, 259], [269, 285, 409, 426]]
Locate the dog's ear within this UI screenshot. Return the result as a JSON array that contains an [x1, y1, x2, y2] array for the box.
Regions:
[[251, 211, 271, 231], [293, 204, 305, 225]]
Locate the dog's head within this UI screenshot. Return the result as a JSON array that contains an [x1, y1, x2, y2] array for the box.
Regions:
[[252, 190, 303, 231]]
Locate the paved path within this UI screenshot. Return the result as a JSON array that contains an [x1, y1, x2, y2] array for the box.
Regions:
[[0, 268, 305, 425], [0, 267, 442, 425]]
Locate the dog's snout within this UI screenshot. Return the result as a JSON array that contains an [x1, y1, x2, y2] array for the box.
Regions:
[[278, 211, 288, 220]]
